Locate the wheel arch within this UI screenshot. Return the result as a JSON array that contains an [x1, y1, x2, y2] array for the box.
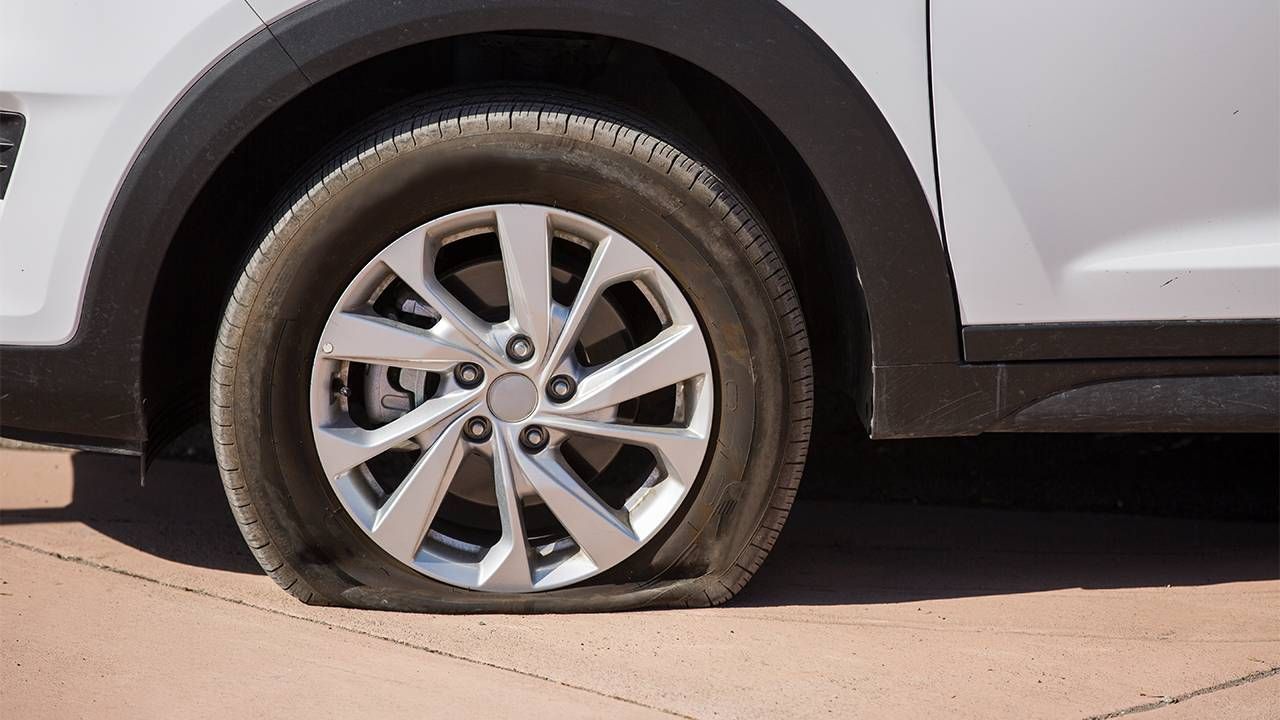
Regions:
[[4, 0, 956, 454], [268, 0, 957, 365]]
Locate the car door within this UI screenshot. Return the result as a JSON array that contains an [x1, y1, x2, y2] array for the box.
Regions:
[[932, 0, 1280, 326]]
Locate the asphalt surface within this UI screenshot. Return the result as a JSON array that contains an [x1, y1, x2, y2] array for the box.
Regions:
[[1, 446, 1277, 719]]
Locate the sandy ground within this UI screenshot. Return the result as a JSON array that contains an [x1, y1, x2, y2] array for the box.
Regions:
[[0, 447, 1276, 719]]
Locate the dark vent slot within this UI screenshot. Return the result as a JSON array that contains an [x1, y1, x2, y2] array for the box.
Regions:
[[0, 111, 26, 200]]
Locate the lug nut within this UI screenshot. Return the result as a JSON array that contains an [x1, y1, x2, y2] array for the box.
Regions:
[[506, 334, 535, 363], [519, 425, 549, 452], [462, 416, 492, 443], [454, 362, 484, 388], [546, 374, 577, 403]]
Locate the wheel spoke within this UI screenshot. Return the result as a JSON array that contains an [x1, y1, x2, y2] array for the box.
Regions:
[[559, 324, 707, 415], [495, 206, 553, 356], [477, 430, 534, 591], [541, 234, 654, 378], [379, 227, 504, 364], [368, 414, 469, 562], [322, 311, 483, 370], [534, 415, 707, 487], [313, 391, 480, 477], [508, 431, 639, 568]]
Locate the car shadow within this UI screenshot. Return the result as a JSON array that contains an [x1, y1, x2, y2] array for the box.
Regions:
[[734, 428, 1279, 606], [1, 452, 260, 575], [734, 499, 1279, 606], [1, 434, 1277, 602]]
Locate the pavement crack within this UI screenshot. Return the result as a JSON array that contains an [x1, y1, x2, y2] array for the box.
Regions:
[[1082, 666, 1280, 719], [714, 610, 1276, 643], [0, 537, 696, 720]]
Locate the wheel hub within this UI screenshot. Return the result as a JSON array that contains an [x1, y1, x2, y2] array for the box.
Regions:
[[487, 373, 538, 422]]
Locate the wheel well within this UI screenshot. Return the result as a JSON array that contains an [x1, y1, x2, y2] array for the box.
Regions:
[[144, 32, 868, 450]]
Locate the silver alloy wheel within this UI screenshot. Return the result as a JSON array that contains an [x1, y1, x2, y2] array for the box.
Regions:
[[308, 205, 714, 592]]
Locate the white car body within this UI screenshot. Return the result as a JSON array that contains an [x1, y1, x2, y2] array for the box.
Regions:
[[0, 1, 261, 344], [934, 0, 1280, 325], [2, 0, 1276, 346]]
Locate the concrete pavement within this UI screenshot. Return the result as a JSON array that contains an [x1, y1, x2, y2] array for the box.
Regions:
[[1, 447, 1277, 719]]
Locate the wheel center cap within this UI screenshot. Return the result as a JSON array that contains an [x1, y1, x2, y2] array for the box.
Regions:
[[487, 373, 538, 422]]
